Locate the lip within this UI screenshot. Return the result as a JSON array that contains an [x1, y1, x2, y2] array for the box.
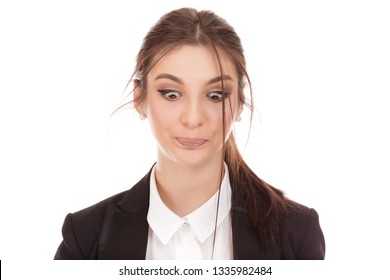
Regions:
[[176, 137, 207, 149]]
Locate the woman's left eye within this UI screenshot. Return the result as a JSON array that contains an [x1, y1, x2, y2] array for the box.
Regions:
[[207, 91, 230, 102]]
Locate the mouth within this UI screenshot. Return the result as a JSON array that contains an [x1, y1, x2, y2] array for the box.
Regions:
[[176, 137, 208, 149]]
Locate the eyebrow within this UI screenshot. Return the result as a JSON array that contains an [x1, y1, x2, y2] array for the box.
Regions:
[[154, 73, 233, 85]]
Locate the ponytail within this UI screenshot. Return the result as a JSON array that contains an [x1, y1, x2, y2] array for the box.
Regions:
[[225, 134, 294, 252]]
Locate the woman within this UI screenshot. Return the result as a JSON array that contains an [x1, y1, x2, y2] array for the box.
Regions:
[[54, 7, 325, 260]]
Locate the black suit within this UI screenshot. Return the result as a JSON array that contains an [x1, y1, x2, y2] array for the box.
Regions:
[[54, 169, 325, 260]]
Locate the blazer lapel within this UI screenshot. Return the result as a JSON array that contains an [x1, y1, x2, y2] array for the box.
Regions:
[[96, 166, 281, 260], [231, 197, 280, 259], [98, 170, 151, 259]]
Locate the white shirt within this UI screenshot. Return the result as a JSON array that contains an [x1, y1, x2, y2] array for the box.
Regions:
[[145, 163, 233, 260]]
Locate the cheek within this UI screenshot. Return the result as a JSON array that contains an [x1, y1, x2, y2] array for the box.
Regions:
[[205, 106, 233, 141], [146, 100, 176, 134], [222, 100, 238, 123]]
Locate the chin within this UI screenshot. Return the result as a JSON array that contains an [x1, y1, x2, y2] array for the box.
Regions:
[[170, 148, 222, 167]]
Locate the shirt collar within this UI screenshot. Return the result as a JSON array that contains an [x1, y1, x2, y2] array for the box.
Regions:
[[147, 163, 232, 245]]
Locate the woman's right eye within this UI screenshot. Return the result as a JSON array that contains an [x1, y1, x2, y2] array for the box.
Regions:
[[157, 90, 181, 101]]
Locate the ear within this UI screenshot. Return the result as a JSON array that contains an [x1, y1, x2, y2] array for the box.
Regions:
[[133, 80, 145, 115]]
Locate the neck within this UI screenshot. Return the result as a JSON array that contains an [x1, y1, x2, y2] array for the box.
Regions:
[[155, 154, 224, 217]]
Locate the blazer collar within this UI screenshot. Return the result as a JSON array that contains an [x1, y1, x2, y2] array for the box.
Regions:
[[98, 169, 151, 259], [231, 201, 269, 259], [98, 166, 279, 259], [231, 194, 281, 259]]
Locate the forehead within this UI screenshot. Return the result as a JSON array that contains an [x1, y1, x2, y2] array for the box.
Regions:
[[148, 45, 238, 82]]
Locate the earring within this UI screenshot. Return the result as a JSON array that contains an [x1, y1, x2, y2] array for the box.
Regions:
[[235, 116, 241, 122], [139, 114, 146, 120]]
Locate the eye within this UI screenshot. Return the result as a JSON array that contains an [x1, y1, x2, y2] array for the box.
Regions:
[[157, 90, 181, 101], [207, 91, 230, 102]]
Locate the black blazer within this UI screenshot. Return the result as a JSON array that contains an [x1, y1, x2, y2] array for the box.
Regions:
[[54, 169, 325, 260]]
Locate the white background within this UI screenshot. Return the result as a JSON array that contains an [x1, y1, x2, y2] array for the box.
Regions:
[[0, 0, 389, 277]]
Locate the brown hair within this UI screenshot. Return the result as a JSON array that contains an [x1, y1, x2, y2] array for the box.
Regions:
[[119, 7, 296, 255]]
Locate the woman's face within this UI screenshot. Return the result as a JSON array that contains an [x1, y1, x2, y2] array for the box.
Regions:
[[136, 45, 242, 167]]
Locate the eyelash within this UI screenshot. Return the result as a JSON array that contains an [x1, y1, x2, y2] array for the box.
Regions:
[[157, 90, 231, 102], [157, 90, 181, 101], [208, 91, 231, 102]]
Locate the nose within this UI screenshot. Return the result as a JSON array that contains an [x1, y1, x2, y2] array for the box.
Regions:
[[181, 98, 204, 128]]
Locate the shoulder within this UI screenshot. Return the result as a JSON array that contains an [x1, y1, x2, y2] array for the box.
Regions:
[[280, 201, 326, 259], [55, 190, 130, 259], [282, 201, 318, 231], [69, 190, 130, 234], [55, 169, 152, 259]]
